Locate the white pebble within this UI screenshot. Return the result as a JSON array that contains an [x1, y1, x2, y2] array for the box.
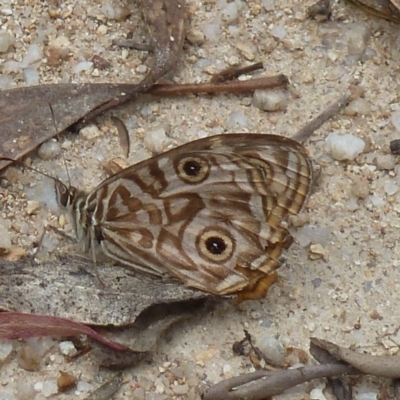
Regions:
[[0, 75, 14, 90], [326, 132, 365, 161], [79, 124, 102, 140], [271, 24, 286, 40], [41, 380, 58, 397], [59, 341, 78, 357], [0, 341, 13, 364], [3, 60, 22, 73], [346, 24, 370, 56], [384, 181, 398, 195], [97, 24, 108, 36], [228, 111, 248, 129], [262, 0, 275, 11], [222, 364, 232, 375], [257, 336, 286, 366], [72, 61, 93, 74], [294, 225, 331, 247], [0, 30, 14, 53], [172, 383, 189, 395], [38, 140, 61, 160], [253, 89, 288, 111], [202, 24, 220, 42], [26, 200, 40, 215], [221, 2, 239, 25], [369, 195, 385, 207], [144, 125, 172, 153], [390, 111, 400, 132], [22, 44, 43, 66], [0, 223, 11, 255], [310, 387, 327, 400], [23, 68, 39, 85], [101, 4, 131, 21], [344, 98, 371, 116]]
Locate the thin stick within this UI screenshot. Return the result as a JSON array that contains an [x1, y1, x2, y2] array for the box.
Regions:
[[202, 363, 358, 400], [149, 75, 288, 96], [292, 91, 352, 144], [211, 62, 264, 83]]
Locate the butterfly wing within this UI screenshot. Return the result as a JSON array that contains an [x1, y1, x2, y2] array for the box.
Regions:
[[85, 134, 313, 298]]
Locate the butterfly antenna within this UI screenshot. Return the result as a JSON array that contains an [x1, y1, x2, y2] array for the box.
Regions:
[[48, 103, 72, 188]]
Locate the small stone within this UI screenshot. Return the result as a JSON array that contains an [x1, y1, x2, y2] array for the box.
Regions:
[[390, 111, 400, 132], [102, 4, 131, 21], [0, 224, 11, 255], [38, 140, 61, 160], [186, 29, 205, 45], [253, 89, 288, 111], [132, 387, 145, 399], [23, 68, 39, 85], [228, 111, 248, 130], [326, 132, 365, 161], [310, 386, 327, 400], [91, 54, 111, 70], [72, 61, 93, 74], [0, 31, 15, 53], [18, 344, 41, 371], [172, 383, 189, 396], [195, 347, 219, 361], [384, 181, 399, 195], [375, 154, 395, 170], [97, 24, 108, 36], [26, 200, 40, 215], [222, 364, 232, 375], [370, 309, 381, 320], [343, 98, 371, 116], [57, 371, 77, 393], [346, 24, 370, 56], [257, 336, 286, 367], [79, 124, 102, 140], [236, 41, 255, 60], [22, 44, 43, 67], [262, 0, 275, 12], [271, 24, 286, 40], [289, 213, 310, 227], [144, 125, 172, 153], [309, 243, 330, 261], [351, 180, 369, 199], [221, 2, 240, 25], [59, 341, 78, 357], [0, 341, 13, 365], [42, 380, 58, 397]]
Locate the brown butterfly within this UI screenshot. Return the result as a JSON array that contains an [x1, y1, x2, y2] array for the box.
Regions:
[[54, 133, 313, 302]]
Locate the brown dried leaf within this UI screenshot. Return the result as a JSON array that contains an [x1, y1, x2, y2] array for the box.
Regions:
[[0, 255, 207, 326], [0, 312, 127, 351]]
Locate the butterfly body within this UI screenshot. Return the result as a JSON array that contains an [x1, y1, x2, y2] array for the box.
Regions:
[[56, 134, 313, 301]]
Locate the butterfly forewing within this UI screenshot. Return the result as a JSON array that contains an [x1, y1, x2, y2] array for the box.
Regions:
[[66, 134, 313, 300]]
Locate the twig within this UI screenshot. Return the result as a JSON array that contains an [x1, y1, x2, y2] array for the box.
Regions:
[[149, 75, 288, 96], [292, 91, 352, 144], [202, 363, 357, 400], [211, 62, 264, 83]]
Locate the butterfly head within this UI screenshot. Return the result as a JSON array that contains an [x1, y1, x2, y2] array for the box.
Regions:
[[54, 179, 88, 240]]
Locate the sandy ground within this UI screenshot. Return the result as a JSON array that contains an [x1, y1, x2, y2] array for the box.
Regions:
[[2, 0, 400, 399]]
